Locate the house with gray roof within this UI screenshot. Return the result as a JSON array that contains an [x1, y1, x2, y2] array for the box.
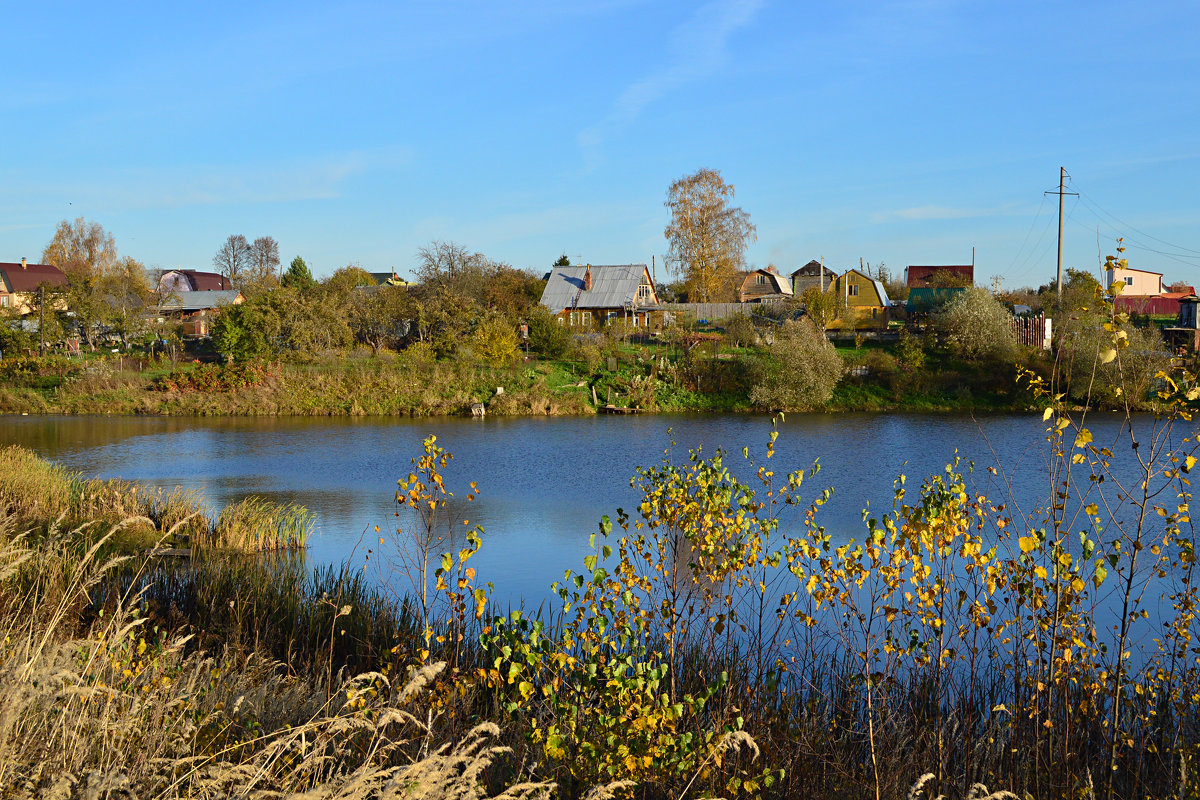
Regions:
[[539, 264, 660, 328], [156, 289, 243, 337]]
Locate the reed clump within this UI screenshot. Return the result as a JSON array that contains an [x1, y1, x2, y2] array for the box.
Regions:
[[209, 496, 313, 552], [0, 445, 310, 554]]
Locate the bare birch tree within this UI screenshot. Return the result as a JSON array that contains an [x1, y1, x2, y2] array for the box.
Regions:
[[664, 168, 756, 303], [213, 234, 252, 286]]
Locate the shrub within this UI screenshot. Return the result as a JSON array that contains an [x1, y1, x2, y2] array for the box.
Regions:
[[1057, 309, 1168, 406], [935, 287, 1019, 362], [526, 305, 569, 358], [722, 313, 757, 348], [473, 312, 520, 366], [750, 319, 842, 410]]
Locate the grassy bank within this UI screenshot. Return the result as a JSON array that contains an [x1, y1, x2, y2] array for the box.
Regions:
[[0, 334, 1046, 418], [2, 386, 1198, 799]]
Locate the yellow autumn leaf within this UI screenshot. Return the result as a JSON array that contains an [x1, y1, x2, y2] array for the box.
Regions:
[[1099, 348, 1116, 365], [1019, 536, 1038, 553]]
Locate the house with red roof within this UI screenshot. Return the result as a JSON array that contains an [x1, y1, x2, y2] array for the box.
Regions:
[[0, 259, 69, 314], [157, 269, 232, 296]]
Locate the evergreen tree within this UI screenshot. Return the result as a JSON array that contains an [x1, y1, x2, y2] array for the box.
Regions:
[[281, 256, 316, 291]]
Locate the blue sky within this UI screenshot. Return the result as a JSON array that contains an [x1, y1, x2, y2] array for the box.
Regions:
[[3, 0, 1198, 288]]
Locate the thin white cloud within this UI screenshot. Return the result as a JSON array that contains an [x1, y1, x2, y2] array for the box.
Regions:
[[872, 204, 1022, 223], [12, 146, 413, 211], [578, 0, 764, 164]]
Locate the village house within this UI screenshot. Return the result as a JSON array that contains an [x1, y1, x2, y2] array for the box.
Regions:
[[904, 264, 974, 287], [539, 264, 659, 328], [0, 259, 69, 314], [157, 269, 232, 295], [790, 260, 836, 295], [368, 272, 412, 287], [736, 266, 792, 303], [156, 289, 243, 337], [1105, 264, 1163, 296], [826, 268, 891, 330]]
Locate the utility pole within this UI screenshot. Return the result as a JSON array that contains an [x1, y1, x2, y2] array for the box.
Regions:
[[1045, 167, 1078, 306], [39, 285, 45, 355]]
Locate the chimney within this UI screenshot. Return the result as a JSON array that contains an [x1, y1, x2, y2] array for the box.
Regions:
[[21, 257, 27, 270], [584, 264, 593, 291]]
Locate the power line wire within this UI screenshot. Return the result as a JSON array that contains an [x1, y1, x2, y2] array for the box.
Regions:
[[1072, 183, 1200, 256]]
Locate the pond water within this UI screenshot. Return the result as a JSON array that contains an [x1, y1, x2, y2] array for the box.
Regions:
[[0, 412, 1188, 611]]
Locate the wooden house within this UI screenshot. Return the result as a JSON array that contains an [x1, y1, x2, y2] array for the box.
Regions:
[[827, 269, 891, 330], [539, 264, 660, 328], [737, 267, 793, 303], [1163, 295, 1200, 353], [0, 259, 68, 314], [791, 260, 836, 295]]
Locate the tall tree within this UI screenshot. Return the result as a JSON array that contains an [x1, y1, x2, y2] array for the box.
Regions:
[[416, 241, 482, 284], [41, 217, 117, 280], [664, 168, 756, 303], [98, 256, 152, 346], [249, 236, 281, 281], [213, 235, 252, 286]]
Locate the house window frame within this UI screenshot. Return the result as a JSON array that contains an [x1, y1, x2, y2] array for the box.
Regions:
[[848, 283, 859, 297], [581, 311, 592, 326]]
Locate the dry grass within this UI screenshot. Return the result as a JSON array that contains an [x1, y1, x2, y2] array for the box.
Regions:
[[0, 516, 554, 800]]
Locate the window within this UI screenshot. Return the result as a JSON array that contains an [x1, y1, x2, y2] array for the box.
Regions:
[[1125, 276, 1134, 286], [756, 274, 767, 285], [848, 283, 859, 296], [0, 295, 8, 308], [637, 283, 652, 302], [581, 311, 592, 326]]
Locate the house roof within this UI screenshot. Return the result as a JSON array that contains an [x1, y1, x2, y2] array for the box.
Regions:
[[369, 272, 411, 287], [161, 269, 231, 291], [158, 290, 242, 312], [791, 260, 834, 278], [743, 268, 793, 296], [540, 265, 656, 313], [906, 287, 965, 313], [0, 262, 68, 293]]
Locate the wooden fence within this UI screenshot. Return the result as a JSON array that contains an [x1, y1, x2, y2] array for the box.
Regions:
[[661, 301, 787, 322], [1012, 314, 1052, 350]]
